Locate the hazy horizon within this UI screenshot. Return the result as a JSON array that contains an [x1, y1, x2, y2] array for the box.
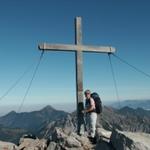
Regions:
[[0, 99, 150, 117]]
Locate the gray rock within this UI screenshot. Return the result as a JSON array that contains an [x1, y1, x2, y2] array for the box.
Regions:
[[0, 141, 18, 150], [18, 138, 47, 150], [95, 141, 114, 150], [95, 128, 114, 150], [70, 132, 93, 149], [110, 129, 150, 150], [62, 114, 76, 134], [47, 142, 57, 150], [51, 127, 82, 149], [52, 127, 67, 142], [50, 127, 96, 149], [65, 136, 81, 148], [96, 128, 112, 142]]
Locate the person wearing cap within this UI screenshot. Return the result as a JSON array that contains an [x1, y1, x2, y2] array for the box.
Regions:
[[82, 89, 97, 143]]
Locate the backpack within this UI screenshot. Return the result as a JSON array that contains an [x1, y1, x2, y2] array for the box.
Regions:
[[91, 92, 102, 114]]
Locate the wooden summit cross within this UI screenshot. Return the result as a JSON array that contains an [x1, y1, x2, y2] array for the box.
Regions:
[[38, 17, 116, 135]]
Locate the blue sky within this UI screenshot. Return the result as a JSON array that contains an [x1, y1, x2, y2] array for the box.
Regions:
[[0, 0, 150, 113]]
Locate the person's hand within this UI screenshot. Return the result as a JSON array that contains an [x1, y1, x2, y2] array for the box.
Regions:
[[81, 110, 86, 113]]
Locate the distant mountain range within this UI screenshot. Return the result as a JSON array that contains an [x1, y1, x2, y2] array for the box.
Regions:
[[0, 105, 150, 144], [110, 99, 150, 110], [0, 105, 68, 143]]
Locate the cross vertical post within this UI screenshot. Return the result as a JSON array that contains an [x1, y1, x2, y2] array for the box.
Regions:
[[75, 17, 85, 135]]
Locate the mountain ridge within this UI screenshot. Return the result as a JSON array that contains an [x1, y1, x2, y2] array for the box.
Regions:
[[0, 105, 68, 133], [0, 105, 150, 144], [110, 99, 150, 110]]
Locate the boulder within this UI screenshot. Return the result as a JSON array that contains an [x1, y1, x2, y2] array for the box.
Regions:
[[50, 127, 96, 149], [95, 140, 114, 150], [70, 132, 93, 149], [47, 142, 57, 150], [65, 136, 81, 148], [95, 128, 114, 150], [110, 129, 150, 150], [96, 128, 112, 142], [18, 138, 47, 150], [51, 127, 67, 142], [0, 141, 18, 150]]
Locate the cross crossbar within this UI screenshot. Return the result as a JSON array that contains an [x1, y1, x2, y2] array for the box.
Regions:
[[38, 43, 115, 53]]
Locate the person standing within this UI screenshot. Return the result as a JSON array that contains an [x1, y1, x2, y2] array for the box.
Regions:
[[82, 89, 97, 143]]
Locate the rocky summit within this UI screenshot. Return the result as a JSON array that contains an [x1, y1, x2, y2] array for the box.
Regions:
[[110, 129, 150, 150], [0, 105, 150, 150], [0, 127, 150, 150]]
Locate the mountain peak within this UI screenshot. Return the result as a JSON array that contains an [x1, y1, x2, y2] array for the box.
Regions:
[[41, 105, 55, 112], [6, 110, 17, 116]]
